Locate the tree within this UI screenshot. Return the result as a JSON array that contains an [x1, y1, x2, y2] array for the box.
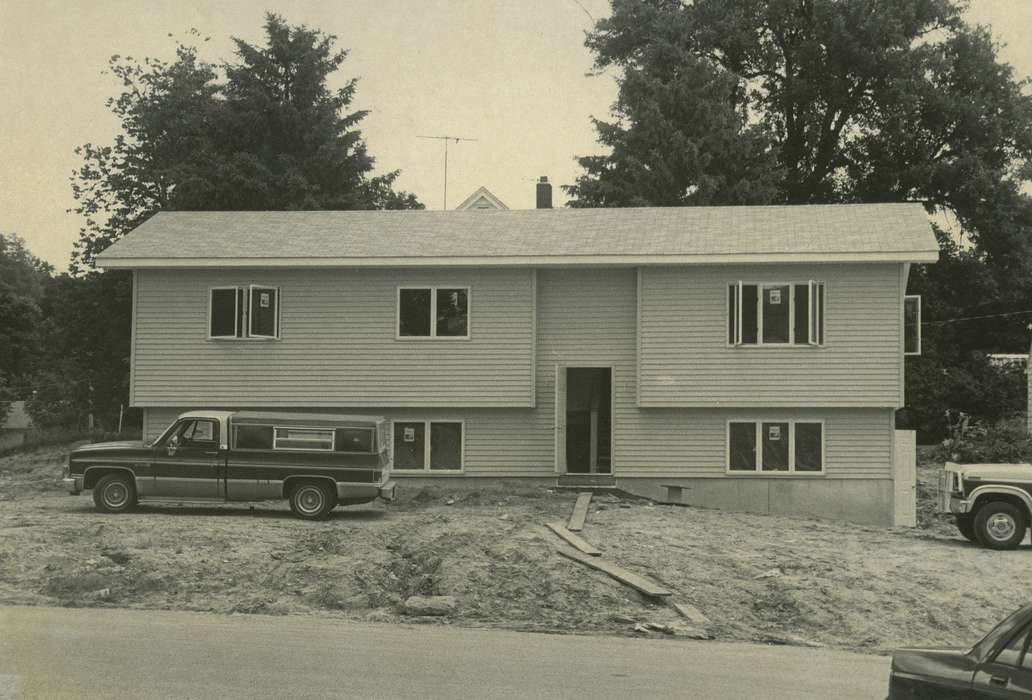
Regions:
[[0, 234, 52, 401]]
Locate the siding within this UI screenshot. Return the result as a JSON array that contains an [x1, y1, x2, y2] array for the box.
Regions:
[[638, 263, 903, 407], [133, 268, 535, 408], [141, 267, 894, 480]]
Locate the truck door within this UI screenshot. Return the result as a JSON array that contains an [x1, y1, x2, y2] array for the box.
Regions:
[[150, 418, 222, 499]]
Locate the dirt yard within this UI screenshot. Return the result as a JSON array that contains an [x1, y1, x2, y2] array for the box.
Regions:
[[1, 443, 1028, 653]]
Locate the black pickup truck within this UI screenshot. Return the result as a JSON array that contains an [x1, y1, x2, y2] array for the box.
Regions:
[[62, 410, 396, 520]]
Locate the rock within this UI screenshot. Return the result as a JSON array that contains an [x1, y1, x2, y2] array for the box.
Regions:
[[86, 588, 111, 600], [633, 623, 651, 634], [610, 613, 636, 624], [671, 602, 709, 626], [754, 568, 782, 579], [445, 499, 455, 506], [644, 622, 675, 635], [499, 514, 510, 521], [402, 595, 458, 616]]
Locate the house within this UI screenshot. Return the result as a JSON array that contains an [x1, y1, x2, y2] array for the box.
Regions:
[[455, 186, 509, 211], [0, 401, 32, 451], [95, 195, 938, 526]]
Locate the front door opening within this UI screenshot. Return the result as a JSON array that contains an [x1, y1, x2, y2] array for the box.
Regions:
[[565, 368, 612, 474]]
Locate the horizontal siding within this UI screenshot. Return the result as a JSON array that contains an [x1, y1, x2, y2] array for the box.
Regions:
[[142, 266, 893, 481], [133, 268, 535, 407], [639, 264, 903, 407]]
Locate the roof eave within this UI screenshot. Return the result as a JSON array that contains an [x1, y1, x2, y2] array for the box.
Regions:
[[96, 250, 940, 269]]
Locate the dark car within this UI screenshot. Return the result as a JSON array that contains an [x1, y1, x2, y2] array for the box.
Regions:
[[62, 410, 396, 520], [888, 604, 1032, 698]]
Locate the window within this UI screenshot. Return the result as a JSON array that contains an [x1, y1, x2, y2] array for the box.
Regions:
[[904, 295, 921, 356], [398, 287, 469, 338], [335, 428, 374, 454], [208, 285, 280, 339], [273, 427, 334, 451], [392, 420, 463, 471], [728, 281, 824, 346], [994, 624, 1031, 668], [727, 421, 824, 473], [235, 425, 274, 450], [175, 419, 218, 447]]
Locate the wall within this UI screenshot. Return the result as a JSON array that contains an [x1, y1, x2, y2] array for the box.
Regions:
[[638, 263, 904, 407]]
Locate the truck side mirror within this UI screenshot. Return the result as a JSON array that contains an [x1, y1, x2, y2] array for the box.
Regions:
[[167, 435, 180, 457]]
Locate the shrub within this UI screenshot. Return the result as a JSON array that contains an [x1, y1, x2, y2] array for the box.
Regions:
[[929, 414, 1032, 464]]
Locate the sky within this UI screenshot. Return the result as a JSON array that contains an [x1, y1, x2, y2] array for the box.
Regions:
[[1, 0, 1031, 269]]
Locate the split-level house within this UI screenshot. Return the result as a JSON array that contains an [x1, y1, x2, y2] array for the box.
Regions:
[[96, 199, 937, 526]]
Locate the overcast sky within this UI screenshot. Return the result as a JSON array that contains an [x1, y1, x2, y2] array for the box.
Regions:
[[1, 0, 1030, 269]]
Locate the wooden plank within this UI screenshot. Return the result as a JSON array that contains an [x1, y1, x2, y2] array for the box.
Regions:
[[556, 547, 672, 598], [545, 522, 601, 556], [567, 491, 592, 532]]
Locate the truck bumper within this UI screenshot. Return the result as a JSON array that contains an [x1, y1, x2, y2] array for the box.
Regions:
[[62, 476, 83, 495], [336, 480, 398, 504]]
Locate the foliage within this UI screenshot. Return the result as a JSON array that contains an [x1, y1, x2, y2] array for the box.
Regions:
[[70, 14, 421, 272], [926, 415, 1032, 464], [0, 233, 52, 407]]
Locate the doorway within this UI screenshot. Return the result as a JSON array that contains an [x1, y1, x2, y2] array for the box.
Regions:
[[560, 367, 612, 474]]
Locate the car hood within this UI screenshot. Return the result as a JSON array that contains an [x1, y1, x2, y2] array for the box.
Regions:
[[954, 464, 1032, 481], [891, 647, 974, 681], [71, 440, 145, 453]]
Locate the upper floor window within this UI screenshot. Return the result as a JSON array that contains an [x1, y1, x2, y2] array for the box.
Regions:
[[209, 285, 280, 340], [904, 295, 921, 356], [398, 287, 469, 339], [728, 281, 824, 346]]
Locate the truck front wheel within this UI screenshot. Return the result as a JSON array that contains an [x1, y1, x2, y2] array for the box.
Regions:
[[974, 502, 1028, 550], [92, 473, 136, 513], [955, 514, 978, 543], [288, 482, 337, 520]]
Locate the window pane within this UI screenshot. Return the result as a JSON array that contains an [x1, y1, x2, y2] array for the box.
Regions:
[[235, 425, 273, 450], [794, 284, 809, 345], [762, 285, 790, 343], [393, 422, 426, 469], [995, 626, 1030, 668], [274, 427, 333, 451], [729, 422, 756, 471], [430, 422, 463, 469], [335, 428, 373, 453], [728, 284, 738, 344], [795, 423, 823, 471], [741, 285, 758, 344], [250, 287, 277, 338], [762, 422, 790, 471], [436, 288, 468, 337], [210, 288, 238, 337], [904, 296, 920, 355], [399, 289, 432, 336]]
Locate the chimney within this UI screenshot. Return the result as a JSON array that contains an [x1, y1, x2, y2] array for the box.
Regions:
[[536, 176, 552, 209]]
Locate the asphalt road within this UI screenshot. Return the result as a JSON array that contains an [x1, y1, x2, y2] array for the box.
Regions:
[[0, 606, 890, 699]]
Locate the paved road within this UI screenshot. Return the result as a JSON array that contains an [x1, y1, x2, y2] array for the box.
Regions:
[[0, 606, 889, 699]]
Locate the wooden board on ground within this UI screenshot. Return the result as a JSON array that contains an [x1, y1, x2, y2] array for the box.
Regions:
[[556, 547, 672, 598], [567, 492, 592, 532], [545, 522, 601, 556]]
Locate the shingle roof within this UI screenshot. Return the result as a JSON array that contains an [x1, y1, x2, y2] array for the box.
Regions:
[[96, 203, 939, 268]]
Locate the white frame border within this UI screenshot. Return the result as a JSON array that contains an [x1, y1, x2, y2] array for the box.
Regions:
[[272, 425, 336, 452], [725, 418, 826, 475], [727, 280, 827, 348], [396, 286, 472, 341], [389, 418, 466, 473]]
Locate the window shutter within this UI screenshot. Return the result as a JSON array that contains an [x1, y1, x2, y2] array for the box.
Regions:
[[808, 281, 824, 346], [735, 280, 744, 345], [904, 295, 921, 355]]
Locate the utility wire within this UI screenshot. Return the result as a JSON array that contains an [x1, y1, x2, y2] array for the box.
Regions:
[[922, 309, 1032, 326]]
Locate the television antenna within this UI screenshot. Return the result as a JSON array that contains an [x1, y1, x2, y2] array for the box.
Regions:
[[417, 134, 477, 209]]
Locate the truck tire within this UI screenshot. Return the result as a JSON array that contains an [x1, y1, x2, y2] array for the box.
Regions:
[[974, 501, 1027, 550], [288, 481, 337, 520], [92, 473, 136, 513], [955, 515, 978, 543]]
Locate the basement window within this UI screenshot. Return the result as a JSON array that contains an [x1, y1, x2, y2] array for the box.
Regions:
[[728, 281, 824, 346], [392, 420, 464, 471], [398, 287, 469, 339], [727, 420, 824, 473], [208, 285, 280, 339]]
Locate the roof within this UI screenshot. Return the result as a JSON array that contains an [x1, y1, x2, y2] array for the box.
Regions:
[[95, 203, 939, 269], [2, 401, 30, 431], [455, 186, 509, 210]]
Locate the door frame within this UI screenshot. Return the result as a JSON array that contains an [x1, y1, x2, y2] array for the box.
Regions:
[[554, 364, 615, 476]]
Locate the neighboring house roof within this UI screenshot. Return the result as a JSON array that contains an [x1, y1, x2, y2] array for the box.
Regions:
[[2, 401, 30, 431], [455, 186, 509, 210], [96, 203, 939, 269]]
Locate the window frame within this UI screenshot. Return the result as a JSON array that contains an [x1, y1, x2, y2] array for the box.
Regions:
[[207, 285, 281, 341], [395, 286, 472, 341], [725, 419, 826, 475], [272, 426, 336, 452], [728, 280, 826, 348], [390, 419, 465, 473], [904, 294, 921, 356]]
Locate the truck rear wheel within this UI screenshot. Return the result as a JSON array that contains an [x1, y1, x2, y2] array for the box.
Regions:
[[288, 482, 337, 520], [974, 502, 1027, 550], [955, 515, 978, 543], [92, 473, 136, 513]]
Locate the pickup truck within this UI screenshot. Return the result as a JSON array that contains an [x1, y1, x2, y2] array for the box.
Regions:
[[939, 461, 1032, 549], [62, 410, 396, 520]]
